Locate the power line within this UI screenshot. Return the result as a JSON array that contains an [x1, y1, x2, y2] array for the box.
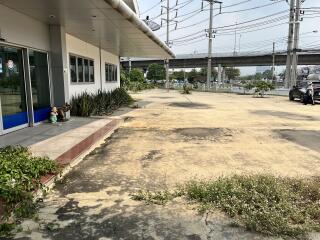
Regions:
[[140, 1, 162, 16], [168, 10, 288, 41]]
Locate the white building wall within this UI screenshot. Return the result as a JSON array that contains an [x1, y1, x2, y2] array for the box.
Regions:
[[0, 4, 50, 51], [66, 34, 120, 98]]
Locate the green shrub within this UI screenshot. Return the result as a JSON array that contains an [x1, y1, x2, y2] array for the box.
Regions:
[[126, 81, 155, 92], [253, 81, 275, 97], [129, 68, 144, 83], [70, 88, 134, 117], [0, 146, 59, 234], [182, 85, 191, 94]]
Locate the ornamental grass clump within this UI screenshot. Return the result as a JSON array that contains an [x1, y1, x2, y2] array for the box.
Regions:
[[0, 146, 59, 235], [70, 88, 134, 117]]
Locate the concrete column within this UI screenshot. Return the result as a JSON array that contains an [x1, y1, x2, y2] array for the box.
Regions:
[[217, 64, 222, 85], [49, 25, 69, 107], [222, 67, 226, 87]]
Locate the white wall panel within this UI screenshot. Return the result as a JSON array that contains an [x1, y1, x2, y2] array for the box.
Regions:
[[0, 4, 50, 51], [66, 34, 120, 98]]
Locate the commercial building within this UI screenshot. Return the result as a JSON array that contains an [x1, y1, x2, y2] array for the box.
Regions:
[[0, 0, 174, 135]]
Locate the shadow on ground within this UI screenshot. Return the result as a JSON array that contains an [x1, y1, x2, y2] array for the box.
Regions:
[[252, 110, 319, 121], [168, 102, 211, 109], [277, 129, 320, 153]]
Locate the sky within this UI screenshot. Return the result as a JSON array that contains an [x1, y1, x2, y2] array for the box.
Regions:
[[137, 0, 320, 75]]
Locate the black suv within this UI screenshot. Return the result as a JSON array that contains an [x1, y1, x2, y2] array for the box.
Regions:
[[289, 81, 320, 103]]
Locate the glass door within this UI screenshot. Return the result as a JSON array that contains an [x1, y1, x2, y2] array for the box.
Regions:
[[28, 50, 51, 123], [0, 46, 28, 131]]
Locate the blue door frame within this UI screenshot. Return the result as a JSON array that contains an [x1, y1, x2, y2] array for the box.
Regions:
[[0, 46, 51, 135]]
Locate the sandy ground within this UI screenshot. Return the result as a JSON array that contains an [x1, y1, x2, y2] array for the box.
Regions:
[[10, 89, 320, 240]]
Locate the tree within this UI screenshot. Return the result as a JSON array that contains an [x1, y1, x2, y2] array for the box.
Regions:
[[262, 69, 273, 80], [146, 64, 165, 81], [225, 67, 240, 80], [129, 68, 144, 82], [187, 69, 199, 84], [244, 82, 255, 94], [200, 67, 218, 79], [254, 72, 263, 80], [171, 70, 185, 81], [120, 70, 129, 87]]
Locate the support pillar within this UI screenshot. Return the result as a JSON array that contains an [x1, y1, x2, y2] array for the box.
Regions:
[[217, 64, 222, 85], [49, 25, 69, 108], [222, 67, 226, 87]]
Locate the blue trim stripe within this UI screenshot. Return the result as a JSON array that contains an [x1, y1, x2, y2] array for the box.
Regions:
[[34, 107, 51, 123], [3, 112, 28, 130]]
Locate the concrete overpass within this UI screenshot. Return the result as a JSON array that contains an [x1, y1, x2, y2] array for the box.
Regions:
[[121, 49, 320, 69]]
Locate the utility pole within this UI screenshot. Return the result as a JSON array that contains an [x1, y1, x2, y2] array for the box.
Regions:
[[272, 42, 276, 80], [128, 58, 132, 73], [234, 22, 237, 56], [161, 0, 179, 90], [238, 34, 242, 54], [165, 0, 170, 90], [291, 0, 302, 87], [285, 0, 295, 89], [204, 0, 222, 90]]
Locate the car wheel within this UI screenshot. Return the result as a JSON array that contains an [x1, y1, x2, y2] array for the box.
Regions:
[[300, 94, 305, 103], [289, 92, 294, 101]]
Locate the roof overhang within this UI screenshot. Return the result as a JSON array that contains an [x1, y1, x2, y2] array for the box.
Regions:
[[123, 0, 140, 15], [0, 0, 174, 59]]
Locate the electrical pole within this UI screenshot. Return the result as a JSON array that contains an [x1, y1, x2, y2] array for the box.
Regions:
[[291, 0, 302, 87], [234, 22, 237, 56], [165, 0, 170, 90], [204, 0, 222, 90], [129, 58, 132, 73], [285, 0, 295, 89], [238, 34, 242, 54], [207, 0, 214, 90]]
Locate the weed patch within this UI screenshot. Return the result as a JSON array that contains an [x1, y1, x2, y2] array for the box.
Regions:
[[131, 189, 175, 205], [0, 146, 59, 236], [132, 175, 320, 238]]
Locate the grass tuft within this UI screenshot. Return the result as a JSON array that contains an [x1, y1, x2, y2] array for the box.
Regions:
[[131, 189, 174, 205]]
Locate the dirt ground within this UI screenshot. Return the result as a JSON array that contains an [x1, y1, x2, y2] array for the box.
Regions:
[[11, 90, 320, 240]]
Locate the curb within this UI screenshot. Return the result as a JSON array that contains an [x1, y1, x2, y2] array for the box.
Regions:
[[37, 118, 123, 194], [0, 118, 123, 222]]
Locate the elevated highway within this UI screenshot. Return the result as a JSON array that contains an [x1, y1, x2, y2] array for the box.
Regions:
[[121, 49, 320, 69]]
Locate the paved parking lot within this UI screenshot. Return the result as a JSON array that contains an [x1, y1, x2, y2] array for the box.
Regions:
[[13, 89, 320, 240]]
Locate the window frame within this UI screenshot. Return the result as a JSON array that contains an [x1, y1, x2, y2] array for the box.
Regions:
[[105, 62, 118, 83], [69, 54, 95, 84]]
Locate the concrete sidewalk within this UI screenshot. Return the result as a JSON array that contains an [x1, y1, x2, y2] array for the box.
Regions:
[[0, 117, 122, 166]]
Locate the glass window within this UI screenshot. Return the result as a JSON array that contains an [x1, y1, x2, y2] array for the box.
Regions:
[[29, 50, 51, 123], [84, 59, 89, 82], [105, 63, 117, 82], [89, 60, 94, 82], [69, 55, 94, 84], [77, 57, 83, 82], [0, 46, 28, 129], [70, 56, 77, 83], [113, 65, 117, 81]]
